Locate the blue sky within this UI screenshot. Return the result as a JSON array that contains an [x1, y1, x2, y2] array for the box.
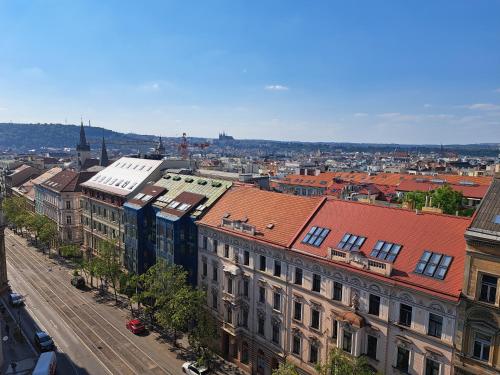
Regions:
[[0, 1, 499, 144]]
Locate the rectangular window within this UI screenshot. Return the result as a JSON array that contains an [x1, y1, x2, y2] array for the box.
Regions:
[[243, 279, 249, 298], [227, 278, 233, 294], [66, 201, 71, 209], [368, 294, 380, 316], [273, 292, 281, 311], [428, 313, 443, 338], [312, 274, 321, 293], [243, 250, 250, 266], [292, 335, 301, 355], [258, 316, 265, 336], [259, 255, 266, 271], [212, 292, 217, 309], [473, 332, 491, 361], [309, 343, 319, 364], [242, 309, 248, 328], [367, 335, 377, 359], [332, 319, 338, 339], [399, 304, 412, 327], [293, 301, 302, 321], [396, 347, 410, 372], [202, 236, 208, 250], [66, 216, 72, 225], [333, 282, 342, 301], [274, 260, 281, 277], [295, 267, 303, 285], [272, 324, 280, 344], [226, 306, 232, 324], [202, 262, 207, 277], [425, 358, 440, 375], [311, 309, 320, 330], [213, 239, 218, 253], [212, 266, 218, 282], [224, 244, 229, 258], [342, 331, 352, 353], [479, 274, 498, 304], [259, 286, 266, 304]]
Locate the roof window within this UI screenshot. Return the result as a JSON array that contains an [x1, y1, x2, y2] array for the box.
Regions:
[[369, 241, 402, 262], [302, 226, 330, 247], [337, 233, 366, 251], [414, 251, 453, 280]]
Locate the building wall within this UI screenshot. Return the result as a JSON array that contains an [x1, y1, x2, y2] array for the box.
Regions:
[[198, 226, 457, 375], [454, 238, 500, 375]]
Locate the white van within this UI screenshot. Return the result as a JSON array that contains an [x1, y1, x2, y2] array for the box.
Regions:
[[32, 351, 57, 375]]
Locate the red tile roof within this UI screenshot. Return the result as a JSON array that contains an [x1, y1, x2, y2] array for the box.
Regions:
[[396, 180, 488, 199], [198, 186, 325, 248], [292, 199, 471, 300]]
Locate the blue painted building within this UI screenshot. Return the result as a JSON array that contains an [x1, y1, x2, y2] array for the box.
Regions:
[[123, 173, 232, 284]]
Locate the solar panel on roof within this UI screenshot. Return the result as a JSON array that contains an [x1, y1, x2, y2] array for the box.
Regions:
[[414, 250, 452, 280]]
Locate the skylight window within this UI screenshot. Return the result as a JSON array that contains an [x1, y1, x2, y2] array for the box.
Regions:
[[141, 194, 153, 202], [370, 241, 402, 262], [337, 233, 366, 251], [109, 178, 118, 185], [178, 203, 191, 211], [301, 226, 330, 247], [128, 182, 137, 190], [414, 251, 453, 280], [168, 201, 180, 209], [494, 215, 500, 224], [134, 193, 145, 200]]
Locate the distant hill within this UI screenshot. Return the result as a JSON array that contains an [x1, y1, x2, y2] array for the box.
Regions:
[[0, 122, 498, 157], [0, 123, 157, 151]]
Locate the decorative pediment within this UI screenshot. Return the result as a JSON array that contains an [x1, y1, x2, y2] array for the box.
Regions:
[[395, 335, 413, 349], [271, 315, 282, 326]]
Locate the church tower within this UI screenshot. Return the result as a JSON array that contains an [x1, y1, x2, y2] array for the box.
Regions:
[[76, 120, 91, 170], [100, 137, 109, 167]]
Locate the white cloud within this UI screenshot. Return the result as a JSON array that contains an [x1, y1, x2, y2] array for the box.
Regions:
[[377, 112, 401, 118], [264, 84, 289, 91], [423, 103, 432, 108], [467, 103, 500, 111], [139, 82, 161, 92], [353, 112, 368, 117]]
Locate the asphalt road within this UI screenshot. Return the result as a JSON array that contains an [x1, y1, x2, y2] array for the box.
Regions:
[[5, 230, 187, 375]]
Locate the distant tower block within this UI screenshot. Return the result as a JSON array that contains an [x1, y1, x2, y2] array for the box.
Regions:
[[0, 210, 8, 293]]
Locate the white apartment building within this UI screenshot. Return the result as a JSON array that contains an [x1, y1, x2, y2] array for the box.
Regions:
[[197, 186, 470, 375]]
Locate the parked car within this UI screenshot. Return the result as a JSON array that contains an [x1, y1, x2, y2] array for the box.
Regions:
[[71, 276, 85, 289], [32, 351, 57, 375], [8, 292, 24, 307], [34, 331, 55, 352], [182, 362, 209, 375], [126, 319, 145, 334]]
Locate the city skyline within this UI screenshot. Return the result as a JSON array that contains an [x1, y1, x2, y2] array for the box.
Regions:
[[0, 1, 499, 144]]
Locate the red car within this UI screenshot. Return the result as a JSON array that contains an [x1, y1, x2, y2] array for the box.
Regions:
[[126, 319, 145, 334]]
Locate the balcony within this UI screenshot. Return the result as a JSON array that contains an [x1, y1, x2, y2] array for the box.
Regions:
[[327, 247, 392, 277]]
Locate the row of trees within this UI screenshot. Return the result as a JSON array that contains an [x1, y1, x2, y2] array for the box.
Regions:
[[273, 348, 378, 375], [2, 196, 59, 254], [403, 185, 471, 216]]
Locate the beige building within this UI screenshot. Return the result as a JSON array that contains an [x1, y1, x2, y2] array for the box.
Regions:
[[198, 186, 471, 375], [80, 157, 165, 260], [454, 178, 500, 374]]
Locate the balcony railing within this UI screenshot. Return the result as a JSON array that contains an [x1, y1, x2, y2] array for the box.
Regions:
[[327, 247, 392, 277]]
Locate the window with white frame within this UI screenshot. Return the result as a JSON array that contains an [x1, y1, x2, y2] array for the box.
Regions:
[[427, 313, 443, 338], [425, 357, 440, 375], [342, 330, 352, 354], [310, 307, 320, 330], [273, 291, 281, 311], [292, 334, 301, 355], [473, 332, 491, 362], [293, 300, 302, 321], [479, 274, 498, 304]]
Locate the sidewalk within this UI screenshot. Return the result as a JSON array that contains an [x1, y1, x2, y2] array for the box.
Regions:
[[1, 299, 38, 375]]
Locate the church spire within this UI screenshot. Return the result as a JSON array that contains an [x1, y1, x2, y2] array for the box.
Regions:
[[100, 136, 109, 166], [77, 120, 90, 151]]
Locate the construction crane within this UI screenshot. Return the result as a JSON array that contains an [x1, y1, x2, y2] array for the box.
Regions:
[[178, 132, 210, 159]]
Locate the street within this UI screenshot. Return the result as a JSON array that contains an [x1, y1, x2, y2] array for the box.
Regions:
[[4, 229, 188, 375]]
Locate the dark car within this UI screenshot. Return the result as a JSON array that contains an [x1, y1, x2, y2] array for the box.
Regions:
[[8, 293, 24, 307], [34, 331, 55, 352], [71, 276, 85, 289]]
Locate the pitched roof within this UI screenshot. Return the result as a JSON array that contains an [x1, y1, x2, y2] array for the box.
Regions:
[[467, 178, 500, 239], [42, 170, 95, 192], [198, 186, 324, 248], [292, 199, 471, 300], [81, 157, 164, 197], [396, 179, 489, 199]]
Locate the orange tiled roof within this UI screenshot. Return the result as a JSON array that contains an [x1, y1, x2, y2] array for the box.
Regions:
[[396, 179, 489, 199], [280, 172, 492, 192], [198, 186, 324, 247], [292, 199, 471, 300]]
